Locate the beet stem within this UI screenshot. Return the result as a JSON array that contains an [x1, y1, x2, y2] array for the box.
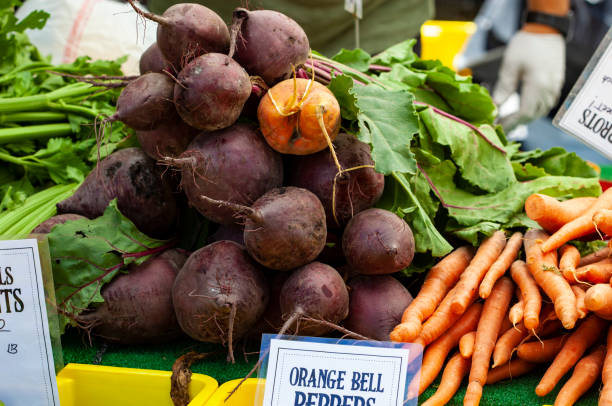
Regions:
[[199, 195, 263, 224], [46, 71, 139, 81], [227, 302, 237, 364], [125, 0, 168, 26], [225, 312, 302, 402], [331, 164, 375, 227], [413, 101, 507, 155], [368, 64, 392, 72], [228, 8, 249, 59]]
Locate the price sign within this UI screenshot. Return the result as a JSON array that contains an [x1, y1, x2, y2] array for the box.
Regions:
[[256, 335, 422, 406], [0, 239, 60, 406], [554, 28, 612, 159], [344, 0, 363, 19]]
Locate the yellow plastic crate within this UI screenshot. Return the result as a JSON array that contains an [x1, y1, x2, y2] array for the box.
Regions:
[[56, 363, 218, 406], [420, 20, 477, 71], [205, 378, 264, 406]]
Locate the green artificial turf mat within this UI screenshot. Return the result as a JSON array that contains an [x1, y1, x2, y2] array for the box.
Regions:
[[61, 329, 600, 405], [600, 166, 612, 181]]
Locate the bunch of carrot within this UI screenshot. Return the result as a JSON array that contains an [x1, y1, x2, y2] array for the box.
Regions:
[[390, 188, 612, 406]]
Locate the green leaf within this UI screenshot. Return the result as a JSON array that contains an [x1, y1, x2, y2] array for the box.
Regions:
[[370, 39, 418, 67], [569, 240, 608, 257], [377, 172, 452, 256], [331, 48, 371, 72], [503, 212, 540, 230], [512, 162, 548, 181], [14, 10, 49, 32], [49, 200, 169, 332], [352, 85, 419, 175], [424, 71, 497, 124], [447, 221, 501, 246], [511, 147, 598, 178], [0, 175, 33, 211], [328, 75, 358, 121], [421, 160, 601, 231], [420, 107, 515, 193], [378, 64, 427, 88]]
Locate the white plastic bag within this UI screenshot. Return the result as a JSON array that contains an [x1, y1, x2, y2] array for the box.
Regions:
[[16, 0, 157, 75]]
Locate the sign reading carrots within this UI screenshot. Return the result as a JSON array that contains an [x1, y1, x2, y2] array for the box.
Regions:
[[555, 27, 612, 159], [0, 239, 60, 406]]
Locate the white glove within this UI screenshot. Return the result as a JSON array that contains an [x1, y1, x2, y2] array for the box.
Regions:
[[493, 30, 566, 131]]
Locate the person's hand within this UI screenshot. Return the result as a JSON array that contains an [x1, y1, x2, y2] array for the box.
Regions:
[[493, 30, 565, 131]]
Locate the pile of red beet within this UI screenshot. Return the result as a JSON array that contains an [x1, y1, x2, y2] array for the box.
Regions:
[[43, 1, 419, 358]]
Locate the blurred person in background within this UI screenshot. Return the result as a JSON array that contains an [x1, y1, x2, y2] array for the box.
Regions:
[[16, 0, 156, 75], [146, 0, 435, 56], [493, 0, 570, 131]]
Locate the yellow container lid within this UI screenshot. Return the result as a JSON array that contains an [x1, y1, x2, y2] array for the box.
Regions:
[[57, 363, 218, 406], [204, 378, 264, 406], [420, 20, 477, 72]]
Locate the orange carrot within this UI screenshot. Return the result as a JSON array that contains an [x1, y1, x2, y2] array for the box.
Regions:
[[576, 258, 612, 284], [479, 232, 523, 299], [554, 345, 606, 406], [465, 277, 514, 406], [525, 229, 577, 329], [509, 294, 524, 326], [525, 194, 596, 233], [560, 245, 581, 283], [600, 326, 612, 406], [579, 246, 611, 267], [585, 283, 612, 320], [517, 335, 569, 363], [421, 352, 470, 406], [571, 285, 588, 319], [594, 208, 612, 236], [414, 285, 466, 347], [541, 188, 612, 253], [535, 314, 608, 396], [392, 246, 474, 342], [418, 303, 483, 394], [460, 331, 476, 358], [451, 231, 507, 315], [510, 260, 542, 330], [486, 359, 537, 384], [492, 323, 528, 368], [498, 315, 513, 339]]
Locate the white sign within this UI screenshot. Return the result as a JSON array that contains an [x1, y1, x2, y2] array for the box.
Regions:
[[344, 0, 363, 19], [261, 338, 412, 406], [0, 239, 60, 406], [555, 28, 612, 159]]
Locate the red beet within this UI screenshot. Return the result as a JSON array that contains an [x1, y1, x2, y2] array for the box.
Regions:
[[136, 119, 198, 160], [139, 42, 170, 74], [57, 148, 178, 238], [279, 262, 349, 336], [167, 124, 283, 224], [127, 1, 229, 69], [229, 8, 309, 85], [342, 208, 415, 275], [172, 241, 268, 362], [242, 187, 327, 271], [289, 133, 385, 228], [174, 53, 251, 131], [345, 275, 413, 341], [250, 271, 289, 336], [110, 72, 177, 131], [77, 249, 188, 344]]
